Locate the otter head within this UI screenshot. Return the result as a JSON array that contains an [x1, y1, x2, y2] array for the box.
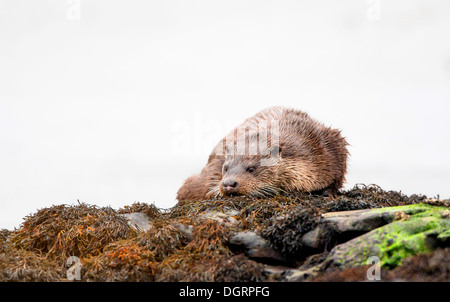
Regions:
[[218, 142, 282, 198]]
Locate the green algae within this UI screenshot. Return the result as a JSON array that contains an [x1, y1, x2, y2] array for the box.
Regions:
[[370, 203, 446, 218], [324, 204, 450, 269], [437, 228, 450, 242], [375, 216, 449, 268]]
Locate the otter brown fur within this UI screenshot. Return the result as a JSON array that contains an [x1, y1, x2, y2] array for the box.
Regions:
[[176, 106, 349, 202]]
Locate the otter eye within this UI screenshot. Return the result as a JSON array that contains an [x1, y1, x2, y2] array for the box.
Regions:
[[247, 167, 255, 173]]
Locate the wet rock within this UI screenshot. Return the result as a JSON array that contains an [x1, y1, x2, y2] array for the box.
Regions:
[[229, 231, 286, 264], [120, 212, 152, 232], [300, 225, 331, 250], [284, 266, 322, 282], [199, 208, 240, 226], [321, 204, 450, 270], [321, 208, 394, 232], [297, 208, 393, 251], [299, 203, 440, 252], [173, 223, 194, 241], [283, 252, 329, 281]]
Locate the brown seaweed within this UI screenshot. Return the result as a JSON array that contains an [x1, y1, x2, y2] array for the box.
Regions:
[[0, 184, 443, 282]]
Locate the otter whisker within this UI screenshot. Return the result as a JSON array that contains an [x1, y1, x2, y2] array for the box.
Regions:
[[249, 185, 279, 198], [206, 185, 221, 199]]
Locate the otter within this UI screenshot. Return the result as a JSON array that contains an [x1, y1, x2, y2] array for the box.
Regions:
[[176, 106, 349, 202]]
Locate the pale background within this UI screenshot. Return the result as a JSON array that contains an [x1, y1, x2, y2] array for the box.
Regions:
[[1, 0, 450, 230]]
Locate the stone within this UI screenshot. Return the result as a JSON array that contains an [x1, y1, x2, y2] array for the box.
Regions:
[[120, 212, 152, 232], [173, 223, 194, 241], [229, 231, 286, 264], [299, 203, 440, 252], [320, 204, 450, 270], [298, 208, 393, 251], [283, 266, 322, 282], [321, 208, 394, 232], [300, 225, 331, 249], [199, 208, 240, 226]]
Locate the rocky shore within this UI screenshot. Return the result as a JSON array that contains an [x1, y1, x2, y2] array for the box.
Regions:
[[1, 184, 449, 282]]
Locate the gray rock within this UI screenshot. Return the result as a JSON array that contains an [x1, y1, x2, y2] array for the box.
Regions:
[[120, 212, 152, 232], [173, 223, 194, 241], [120, 213, 196, 243], [299, 204, 433, 251], [314, 204, 450, 270], [321, 208, 395, 233], [200, 208, 240, 226], [300, 225, 332, 249], [229, 231, 286, 264], [283, 266, 322, 282]]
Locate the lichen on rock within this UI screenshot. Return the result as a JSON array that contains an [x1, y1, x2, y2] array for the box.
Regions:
[[319, 204, 450, 270]]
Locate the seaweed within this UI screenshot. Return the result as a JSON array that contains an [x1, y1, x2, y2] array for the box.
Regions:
[[386, 247, 450, 281], [10, 203, 135, 258], [82, 238, 160, 281], [260, 206, 321, 260], [0, 183, 445, 282], [117, 202, 163, 220], [0, 236, 65, 281]]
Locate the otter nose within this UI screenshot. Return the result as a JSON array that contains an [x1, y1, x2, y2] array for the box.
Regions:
[[222, 179, 239, 193]]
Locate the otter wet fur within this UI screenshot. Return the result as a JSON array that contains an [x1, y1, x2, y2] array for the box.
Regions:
[[176, 106, 349, 202]]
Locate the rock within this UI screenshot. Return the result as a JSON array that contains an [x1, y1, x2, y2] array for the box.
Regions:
[[299, 203, 440, 251], [298, 207, 393, 251], [282, 252, 329, 281], [321, 208, 393, 232], [283, 266, 322, 282], [121, 212, 196, 243], [199, 208, 240, 226], [320, 204, 450, 270], [423, 198, 450, 207], [120, 212, 152, 232], [229, 231, 286, 264], [300, 225, 332, 250], [173, 223, 194, 241], [262, 265, 291, 279]]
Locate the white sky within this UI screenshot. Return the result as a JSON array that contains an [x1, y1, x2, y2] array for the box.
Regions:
[[1, 0, 450, 229]]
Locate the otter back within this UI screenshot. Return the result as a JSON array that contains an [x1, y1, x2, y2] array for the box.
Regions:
[[176, 106, 349, 202]]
